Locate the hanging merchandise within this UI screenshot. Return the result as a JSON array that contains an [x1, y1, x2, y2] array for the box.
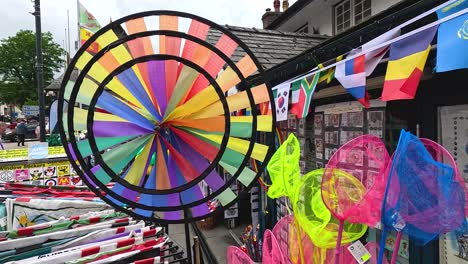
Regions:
[[377, 130, 467, 264], [272, 215, 314, 264], [227, 245, 255, 264], [266, 134, 366, 263], [271, 214, 384, 264], [295, 169, 367, 263], [58, 10, 275, 223], [322, 135, 390, 263], [262, 229, 285, 263], [266, 133, 301, 200], [420, 138, 468, 211]]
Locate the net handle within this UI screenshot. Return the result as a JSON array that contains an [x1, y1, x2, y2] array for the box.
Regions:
[[293, 218, 306, 264], [390, 232, 402, 264], [334, 220, 344, 264], [378, 129, 407, 264]]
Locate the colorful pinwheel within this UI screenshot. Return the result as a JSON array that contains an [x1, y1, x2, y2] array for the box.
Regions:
[[58, 11, 275, 223]]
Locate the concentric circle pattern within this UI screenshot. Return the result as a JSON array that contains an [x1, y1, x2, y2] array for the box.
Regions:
[[58, 11, 276, 223]]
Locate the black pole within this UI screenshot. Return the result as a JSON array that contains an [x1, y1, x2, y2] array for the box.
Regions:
[[184, 209, 192, 263], [33, 0, 46, 142]]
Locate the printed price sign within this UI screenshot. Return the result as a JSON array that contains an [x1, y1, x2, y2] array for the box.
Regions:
[[347, 240, 372, 264]]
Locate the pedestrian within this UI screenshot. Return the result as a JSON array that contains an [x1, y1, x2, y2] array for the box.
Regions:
[[15, 119, 27, 147], [35, 125, 40, 139], [0, 121, 7, 150]]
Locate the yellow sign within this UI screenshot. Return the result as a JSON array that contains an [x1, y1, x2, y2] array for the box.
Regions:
[[0, 160, 71, 171], [48, 146, 66, 156], [57, 165, 70, 177], [0, 149, 28, 161], [0, 146, 66, 162]]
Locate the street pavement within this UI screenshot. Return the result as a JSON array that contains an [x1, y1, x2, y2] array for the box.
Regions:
[[1, 139, 39, 150], [169, 222, 247, 264]]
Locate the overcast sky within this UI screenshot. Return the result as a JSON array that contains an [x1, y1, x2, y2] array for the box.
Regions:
[[1, 0, 297, 56]]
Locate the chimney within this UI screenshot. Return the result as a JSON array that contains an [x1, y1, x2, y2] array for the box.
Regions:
[[282, 0, 289, 11], [262, 1, 283, 29], [274, 0, 280, 12]]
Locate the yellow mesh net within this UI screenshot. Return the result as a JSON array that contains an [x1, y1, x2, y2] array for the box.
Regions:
[[294, 169, 367, 249], [266, 133, 301, 201]]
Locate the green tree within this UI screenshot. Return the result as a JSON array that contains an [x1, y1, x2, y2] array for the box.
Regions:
[[0, 30, 64, 106]]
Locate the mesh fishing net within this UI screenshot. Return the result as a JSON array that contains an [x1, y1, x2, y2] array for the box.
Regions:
[[381, 130, 465, 245], [421, 138, 468, 215], [321, 135, 389, 263], [272, 215, 358, 264], [227, 246, 254, 264], [267, 133, 301, 201], [295, 169, 367, 249], [357, 242, 389, 264], [322, 135, 390, 227], [262, 229, 285, 264], [272, 215, 313, 264]]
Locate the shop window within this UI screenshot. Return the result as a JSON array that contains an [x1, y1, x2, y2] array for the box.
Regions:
[[295, 23, 309, 34], [334, 0, 371, 34]]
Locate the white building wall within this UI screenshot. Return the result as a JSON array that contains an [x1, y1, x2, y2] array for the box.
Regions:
[[274, 0, 403, 36], [0, 104, 9, 116]]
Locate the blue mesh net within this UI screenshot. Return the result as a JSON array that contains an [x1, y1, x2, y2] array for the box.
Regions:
[[378, 129, 466, 263]]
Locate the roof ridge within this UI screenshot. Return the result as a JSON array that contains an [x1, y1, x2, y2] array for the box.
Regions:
[[224, 24, 327, 39]]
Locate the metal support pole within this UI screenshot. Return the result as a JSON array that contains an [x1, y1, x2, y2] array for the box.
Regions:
[[184, 210, 193, 263], [33, 0, 46, 142], [193, 236, 203, 264]]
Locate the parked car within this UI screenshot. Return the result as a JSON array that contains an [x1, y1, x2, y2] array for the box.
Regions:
[[1, 121, 39, 142]]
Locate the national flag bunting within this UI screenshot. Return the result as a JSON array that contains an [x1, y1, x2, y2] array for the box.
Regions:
[[79, 2, 101, 53], [381, 26, 438, 101], [335, 53, 370, 107], [289, 74, 320, 119], [275, 83, 290, 121], [79, 2, 101, 33], [336, 28, 400, 107], [362, 28, 401, 75], [317, 55, 343, 84], [436, 0, 468, 72]]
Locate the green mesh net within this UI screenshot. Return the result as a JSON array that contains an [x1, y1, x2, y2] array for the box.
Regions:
[[294, 169, 367, 249], [266, 133, 301, 201]]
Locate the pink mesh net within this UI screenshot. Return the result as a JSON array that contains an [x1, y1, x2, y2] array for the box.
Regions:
[[322, 135, 390, 227], [262, 230, 286, 264], [322, 135, 390, 263], [272, 215, 314, 264], [353, 242, 389, 264], [272, 215, 364, 264], [227, 246, 254, 264]]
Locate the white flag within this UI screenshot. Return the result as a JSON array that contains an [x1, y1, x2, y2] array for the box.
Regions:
[[275, 83, 290, 121], [362, 28, 401, 76]]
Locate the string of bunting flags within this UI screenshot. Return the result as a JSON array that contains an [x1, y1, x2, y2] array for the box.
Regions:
[[272, 0, 468, 121]]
